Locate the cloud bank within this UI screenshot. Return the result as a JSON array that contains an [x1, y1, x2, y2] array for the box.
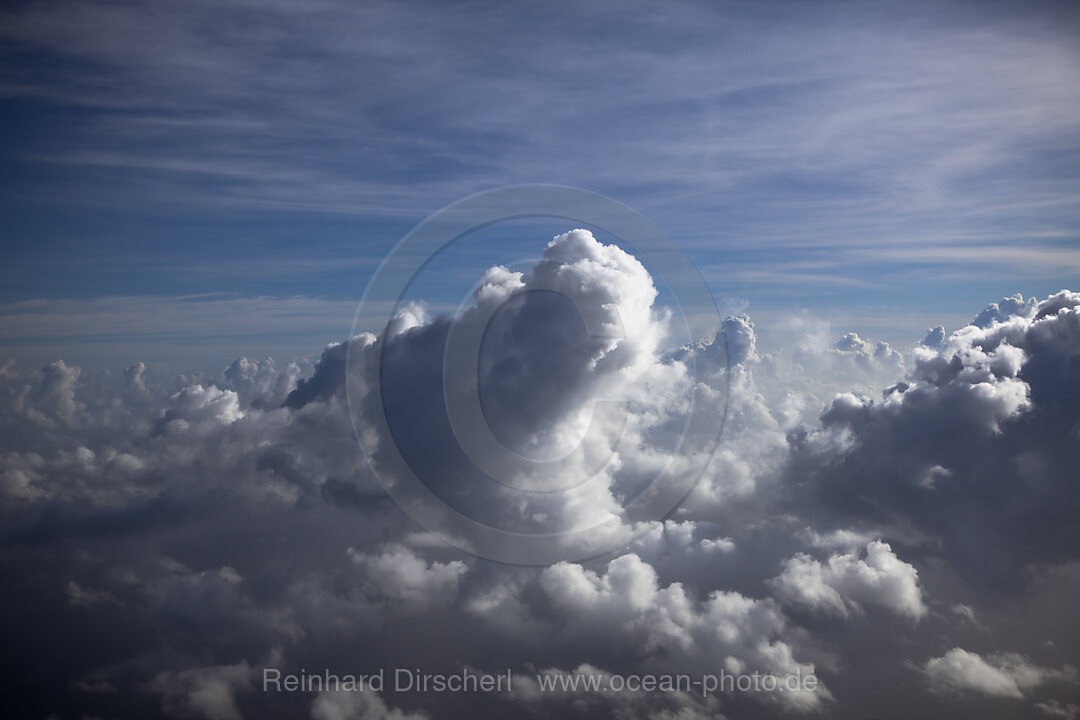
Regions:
[[1, 235, 1078, 719]]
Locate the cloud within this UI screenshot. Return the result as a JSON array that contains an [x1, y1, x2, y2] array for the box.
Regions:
[[924, 648, 1076, 700], [159, 384, 244, 433], [146, 662, 253, 720], [311, 691, 428, 720], [536, 553, 830, 712], [1038, 700, 1080, 720], [925, 648, 1025, 698], [0, 234, 1078, 719], [326, 228, 724, 552], [511, 663, 725, 720], [65, 579, 118, 607], [33, 360, 81, 422], [950, 603, 978, 625], [348, 544, 467, 612], [786, 290, 1080, 585], [972, 293, 1039, 329], [922, 325, 946, 348], [770, 540, 926, 620]]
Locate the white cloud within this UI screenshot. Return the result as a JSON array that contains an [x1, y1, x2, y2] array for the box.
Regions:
[[537, 553, 830, 711], [348, 544, 467, 611], [160, 384, 244, 432], [770, 540, 926, 620]]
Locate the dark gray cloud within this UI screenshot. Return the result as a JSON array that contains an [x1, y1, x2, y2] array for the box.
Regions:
[[785, 291, 1080, 588]]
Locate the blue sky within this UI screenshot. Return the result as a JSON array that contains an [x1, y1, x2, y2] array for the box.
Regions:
[[2, 0, 1079, 368]]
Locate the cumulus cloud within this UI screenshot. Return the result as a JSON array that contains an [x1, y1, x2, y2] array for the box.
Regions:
[[536, 553, 829, 711], [159, 384, 244, 433], [770, 540, 926, 620], [923, 648, 1075, 699], [786, 290, 1080, 584], [833, 332, 902, 367], [146, 662, 252, 720], [972, 293, 1039, 328], [311, 691, 428, 720], [34, 359, 82, 423], [1038, 700, 1080, 719], [922, 326, 946, 349], [0, 234, 1077, 719], [348, 544, 468, 612], [330, 228, 736, 555]]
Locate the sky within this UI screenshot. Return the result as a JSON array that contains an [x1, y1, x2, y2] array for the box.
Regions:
[[2, 0, 1079, 368], [2, 2, 1080, 720]]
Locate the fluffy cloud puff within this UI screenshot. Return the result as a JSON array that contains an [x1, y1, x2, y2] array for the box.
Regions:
[[769, 540, 926, 620], [924, 648, 1076, 700], [348, 544, 468, 612], [535, 553, 829, 712]]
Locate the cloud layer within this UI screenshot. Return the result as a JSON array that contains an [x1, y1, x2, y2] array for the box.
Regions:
[[1, 237, 1078, 719]]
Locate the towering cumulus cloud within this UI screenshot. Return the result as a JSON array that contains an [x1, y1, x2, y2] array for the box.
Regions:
[[0, 235, 1077, 719], [299, 229, 734, 558]]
